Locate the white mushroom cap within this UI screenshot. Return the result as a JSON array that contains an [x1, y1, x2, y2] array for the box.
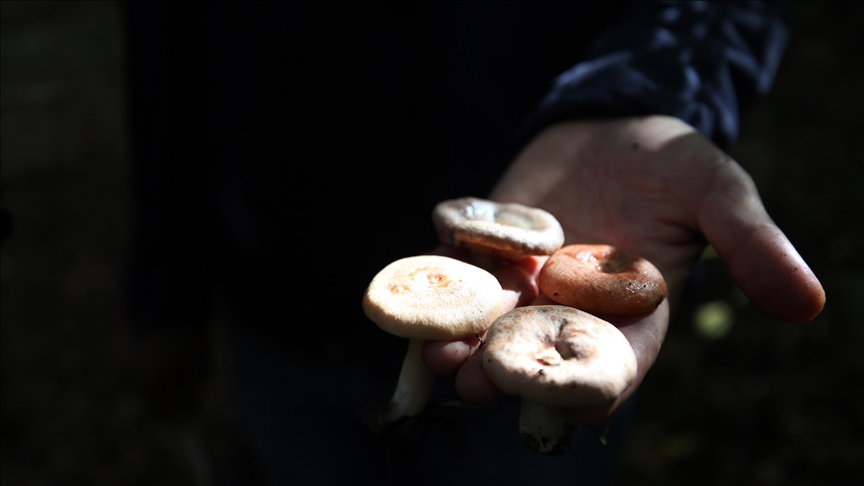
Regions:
[[432, 197, 565, 261], [483, 305, 637, 408], [363, 255, 504, 340]]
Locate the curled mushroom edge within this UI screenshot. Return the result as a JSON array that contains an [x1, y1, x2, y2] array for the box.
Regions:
[[432, 197, 565, 264]]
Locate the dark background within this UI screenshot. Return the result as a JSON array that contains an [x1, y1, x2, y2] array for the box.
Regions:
[[1, 1, 862, 485]]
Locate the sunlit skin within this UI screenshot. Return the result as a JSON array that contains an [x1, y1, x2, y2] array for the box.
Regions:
[[422, 116, 826, 427]]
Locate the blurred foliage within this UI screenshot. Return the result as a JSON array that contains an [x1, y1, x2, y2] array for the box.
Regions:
[[1, 1, 862, 485], [693, 300, 735, 340]]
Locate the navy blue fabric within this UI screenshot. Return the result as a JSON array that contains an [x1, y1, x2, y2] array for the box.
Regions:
[[522, 1, 789, 147]]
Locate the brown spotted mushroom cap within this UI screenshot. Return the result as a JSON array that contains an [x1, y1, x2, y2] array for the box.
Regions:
[[539, 244, 667, 315], [432, 197, 565, 261], [483, 305, 637, 408], [363, 255, 504, 341]]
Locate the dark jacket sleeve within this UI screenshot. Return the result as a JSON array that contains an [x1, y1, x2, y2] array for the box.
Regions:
[[521, 1, 790, 148]]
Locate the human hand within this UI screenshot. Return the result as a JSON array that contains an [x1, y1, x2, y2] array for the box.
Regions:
[[424, 115, 825, 425]]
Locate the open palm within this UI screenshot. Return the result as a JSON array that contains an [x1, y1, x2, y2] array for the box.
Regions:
[[426, 116, 825, 425]]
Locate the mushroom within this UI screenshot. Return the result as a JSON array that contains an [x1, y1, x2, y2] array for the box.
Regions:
[[362, 255, 504, 429], [432, 197, 565, 265], [539, 244, 667, 315], [483, 305, 637, 454]]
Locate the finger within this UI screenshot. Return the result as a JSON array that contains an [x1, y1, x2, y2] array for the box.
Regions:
[[422, 335, 483, 376], [695, 161, 825, 322], [496, 255, 546, 309], [560, 301, 670, 426], [454, 296, 557, 404], [455, 346, 505, 405]]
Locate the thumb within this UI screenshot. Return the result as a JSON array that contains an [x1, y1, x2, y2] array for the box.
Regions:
[[695, 160, 825, 323]]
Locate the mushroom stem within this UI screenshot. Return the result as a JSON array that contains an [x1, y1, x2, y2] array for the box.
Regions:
[[518, 399, 576, 455], [363, 255, 504, 432], [383, 338, 435, 423], [483, 307, 636, 454]]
